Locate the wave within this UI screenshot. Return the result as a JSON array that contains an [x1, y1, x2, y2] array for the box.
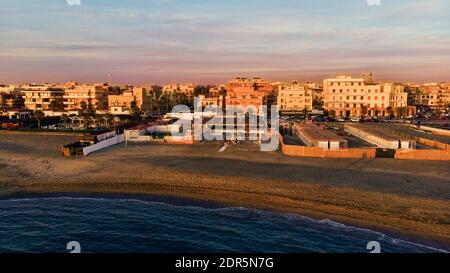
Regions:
[[1, 196, 448, 253]]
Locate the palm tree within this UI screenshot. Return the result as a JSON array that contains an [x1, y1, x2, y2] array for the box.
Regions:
[[34, 110, 45, 129], [113, 116, 121, 132], [79, 101, 87, 116], [104, 113, 114, 128], [61, 114, 69, 129]]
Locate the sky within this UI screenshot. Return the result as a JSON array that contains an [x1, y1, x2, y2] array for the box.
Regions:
[[0, 0, 449, 85]]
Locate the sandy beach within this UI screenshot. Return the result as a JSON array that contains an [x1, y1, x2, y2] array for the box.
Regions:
[[0, 131, 449, 249]]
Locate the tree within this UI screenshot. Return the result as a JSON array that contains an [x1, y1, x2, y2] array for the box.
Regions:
[[130, 100, 142, 121], [104, 113, 114, 127], [61, 114, 69, 129], [361, 105, 368, 117], [313, 98, 324, 110], [83, 112, 92, 130], [159, 94, 172, 114], [193, 85, 209, 97], [386, 106, 394, 118], [152, 85, 163, 99], [12, 95, 25, 110], [302, 106, 309, 118], [34, 110, 45, 129], [79, 101, 88, 116], [49, 100, 64, 112]]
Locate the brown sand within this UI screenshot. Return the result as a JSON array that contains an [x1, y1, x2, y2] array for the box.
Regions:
[[0, 131, 449, 248]]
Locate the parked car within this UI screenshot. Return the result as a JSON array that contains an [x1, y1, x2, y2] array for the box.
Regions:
[[349, 116, 360, 122], [312, 116, 325, 123], [336, 117, 346, 122]]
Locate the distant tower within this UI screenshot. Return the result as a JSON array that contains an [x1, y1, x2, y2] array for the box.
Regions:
[[108, 74, 113, 86]]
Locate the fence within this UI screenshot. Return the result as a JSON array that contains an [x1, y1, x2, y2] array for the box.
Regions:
[[395, 149, 450, 160], [279, 134, 376, 159], [82, 134, 125, 156]]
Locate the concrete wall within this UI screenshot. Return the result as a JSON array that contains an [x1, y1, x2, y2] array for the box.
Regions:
[[395, 149, 450, 160], [412, 125, 450, 137], [280, 134, 376, 159], [418, 138, 450, 150], [83, 134, 125, 155]]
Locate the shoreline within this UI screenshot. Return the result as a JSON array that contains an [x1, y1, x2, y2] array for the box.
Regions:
[[2, 190, 449, 252]]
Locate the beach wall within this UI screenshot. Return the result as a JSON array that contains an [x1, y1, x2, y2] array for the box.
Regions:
[[411, 125, 450, 137], [279, 134, 376, 159], [417, 138, 450, 150], [83, 134, 125, 155], [395, 149, 450, 161]]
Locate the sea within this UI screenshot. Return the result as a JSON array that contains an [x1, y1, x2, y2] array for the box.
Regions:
[[0, 196, 447, 253]]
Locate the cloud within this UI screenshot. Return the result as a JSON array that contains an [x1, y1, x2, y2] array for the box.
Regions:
[[0, 0, 449, 84]]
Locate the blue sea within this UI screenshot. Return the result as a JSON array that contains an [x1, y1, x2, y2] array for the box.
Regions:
[[0, 197, 447, 253]]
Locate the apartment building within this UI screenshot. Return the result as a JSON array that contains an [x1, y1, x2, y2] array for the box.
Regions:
[[277, 83, 313, 114], [64, 84, 109, 111], [197, 95, 224, 110], [209, 85, 226, 97], [225, 77, 270, 110], [161, 83, 196, 102], [22, 84, 65, 111], [108, 87, 146, 115], [323, 75, 413, 118], [411, 82, 450, 111]]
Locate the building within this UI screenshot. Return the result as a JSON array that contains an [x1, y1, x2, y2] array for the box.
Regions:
[[6, 109, 33, 120], [161, 83, 196, 102], [197, 95, 224, 110], [410, 82, 450, 111], [208, 85, 226, 97], [277, 82, 313, 114], [323, 75, 414, 118], [108, 87, 147, 115], [383, 83, 415, 117], [225, 77, 271, 110], [64, 84, 109, 112], [22, 84, 65, 112]]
